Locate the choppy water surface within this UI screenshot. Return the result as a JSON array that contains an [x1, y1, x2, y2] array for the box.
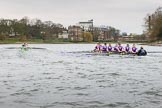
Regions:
[[0, 44, 162, 108]]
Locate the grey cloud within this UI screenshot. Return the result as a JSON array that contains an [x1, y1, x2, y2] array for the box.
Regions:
[[0, 0, 162, 33]]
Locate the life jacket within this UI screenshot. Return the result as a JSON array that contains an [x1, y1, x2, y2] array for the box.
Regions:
[[140, 49, 146, 55], [137, 49, 147, 56], [141, 49, 145, 53]]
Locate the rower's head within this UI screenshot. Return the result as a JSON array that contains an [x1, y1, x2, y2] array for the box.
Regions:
[[127, 44, 129, 47], [140, 46, 143, 49], [133, 43, 136, 47], [109, 43, 111, 46], [104, 43, 107, 45]]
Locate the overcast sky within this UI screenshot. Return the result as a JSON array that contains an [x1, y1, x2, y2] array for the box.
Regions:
[[0, 0, 162, 34]]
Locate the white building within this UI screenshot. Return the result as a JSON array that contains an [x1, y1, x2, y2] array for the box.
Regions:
[[78, 20, 93, 31], [58, 31, 68, 39]]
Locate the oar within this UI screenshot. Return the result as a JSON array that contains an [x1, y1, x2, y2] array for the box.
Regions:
[[107, 51, 111, 56], [147, 51, 162, 53]]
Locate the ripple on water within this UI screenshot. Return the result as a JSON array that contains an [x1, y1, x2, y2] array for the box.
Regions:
[[73, 93, 89, 96], [73, 86, 89, 90], [0, 96, 6, 99], [142, 90, 162, 97], [108, 72, 121, 77], [52, 101, 131, 108], [10, 92, 33, 97], [1, 44, 162, 108]]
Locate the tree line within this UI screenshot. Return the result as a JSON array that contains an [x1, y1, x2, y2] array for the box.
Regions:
[[0, 17, 65, 41], [0, 16, 121, 42], [145, 7, 162, 41]]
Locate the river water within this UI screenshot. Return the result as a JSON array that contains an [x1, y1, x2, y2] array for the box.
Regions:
[[0, 44, 162, 108]]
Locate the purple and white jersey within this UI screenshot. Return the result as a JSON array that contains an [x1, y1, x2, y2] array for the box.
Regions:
[[132, 47, 137, 52], [118, 46, 123, 51], [108, 46, 112, 51], [114, 46, 118, 51], [102, 45, 107, 51], [125, 46, 130, 52], [95, 45, 101, 50]]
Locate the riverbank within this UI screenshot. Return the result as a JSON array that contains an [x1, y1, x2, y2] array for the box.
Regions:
[[1, 38, 162, 46], [0, 38, 71, 44], [138, 41, 162, 46]]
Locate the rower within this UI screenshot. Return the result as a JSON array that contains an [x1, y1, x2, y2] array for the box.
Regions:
[[24, 43, 28, 47], [94, 42, 102, 52], [21, 43, 28, 51], [131, 44, 137, 54], [118, 43, 124, 53], [102, 43, 108, 53], [137, 46, 147, 56], [125, 44, 130, 53], [108, 43, 113, 52], [22, 44, 25, 47], [113, 44, 119, 52]]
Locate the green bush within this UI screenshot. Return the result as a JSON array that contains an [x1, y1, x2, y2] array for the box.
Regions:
[[0, 35, 6, 40]]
